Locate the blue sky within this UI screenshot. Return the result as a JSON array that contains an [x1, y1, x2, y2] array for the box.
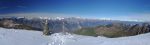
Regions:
[[0, 0, 150, 21]]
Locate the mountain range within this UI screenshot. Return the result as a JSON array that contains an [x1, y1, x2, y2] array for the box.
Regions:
[[0, 16, 147, 33]]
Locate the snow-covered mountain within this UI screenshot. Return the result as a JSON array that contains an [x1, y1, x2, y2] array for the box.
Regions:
[[0, 28, 150, 45], [0, 17, 145, 33]]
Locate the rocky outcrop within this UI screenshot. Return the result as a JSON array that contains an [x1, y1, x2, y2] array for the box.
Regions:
[[129, 23, 150, 35]]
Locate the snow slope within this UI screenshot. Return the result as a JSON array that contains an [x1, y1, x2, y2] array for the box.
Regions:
[[0, 28, 150, 45]]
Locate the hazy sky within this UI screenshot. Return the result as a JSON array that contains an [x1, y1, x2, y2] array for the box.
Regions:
[[0, 0, 150, 21]]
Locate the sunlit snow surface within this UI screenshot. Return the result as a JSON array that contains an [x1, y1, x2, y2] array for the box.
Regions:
[[0, 28, 150, 45]]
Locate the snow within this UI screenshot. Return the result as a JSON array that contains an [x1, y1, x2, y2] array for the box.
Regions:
[[0, 28, 150, 45], [56, 17, 65, 20], [39, 17, 65, 20]]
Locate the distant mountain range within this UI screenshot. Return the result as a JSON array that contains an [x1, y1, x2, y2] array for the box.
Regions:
[[74, 22, 150, 38], [0, 17, 147, 33]]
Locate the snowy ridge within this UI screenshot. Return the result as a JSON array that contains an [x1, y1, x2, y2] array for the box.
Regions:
[[0, 28, 150, 45], [39, 17, 65, 20]]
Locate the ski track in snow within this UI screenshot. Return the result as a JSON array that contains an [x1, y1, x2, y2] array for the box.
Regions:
[[0, 28, 150, 45]]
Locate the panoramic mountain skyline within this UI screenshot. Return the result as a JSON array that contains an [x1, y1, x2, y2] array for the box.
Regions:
[[0, 0, 150, 21]]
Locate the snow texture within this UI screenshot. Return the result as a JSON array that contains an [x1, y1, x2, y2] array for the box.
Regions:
[[0, 28, 150, 45]]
